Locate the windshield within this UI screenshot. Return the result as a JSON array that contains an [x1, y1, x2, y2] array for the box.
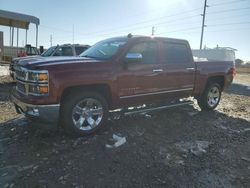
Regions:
[[41, 46, 57, 57], [80, 38, 127, 60]]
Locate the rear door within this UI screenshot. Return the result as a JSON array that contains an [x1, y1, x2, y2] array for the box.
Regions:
[[160, 41, 195, 98]]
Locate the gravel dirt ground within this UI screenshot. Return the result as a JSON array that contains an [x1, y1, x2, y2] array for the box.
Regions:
[[0, 71, 250, 188]]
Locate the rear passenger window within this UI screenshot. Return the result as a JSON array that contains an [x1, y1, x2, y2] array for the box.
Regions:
[[163, 42, 190, 64], [54, 47, 73, 56], [128, 41, 157, 64]]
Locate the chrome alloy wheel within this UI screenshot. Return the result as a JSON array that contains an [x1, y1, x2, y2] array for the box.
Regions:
[[207, 86, 220, 108], [72, 98, 103, 131]]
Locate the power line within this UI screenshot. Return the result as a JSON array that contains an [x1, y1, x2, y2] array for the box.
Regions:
[[89, 2, 200, 27], [199, 1, 250, 49], [40, 5, 250, 45], [65, 7, 250, 40], [209, 0, 247, 7], [206, 13, 250, 22], [79, 7, 202, 36], [80, 15, 201, 38], [209, 21, 250, 27], [206, 27, 250, 33], [55, 17, 250, 41], [156, 27, 250, 36], [157, 27, 250, 37], [40, 7, 202, 38], [159, 24, 250, 35], [157, 26, 201, 35], [57, 20, 202, 41], [77, 12, 249, 39], [42, 4, 232, 41], [207, 7, 250, 14], [41, 13, 201, 41]]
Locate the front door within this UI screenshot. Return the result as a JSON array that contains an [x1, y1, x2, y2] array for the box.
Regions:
[[117, 40, 166, 105]]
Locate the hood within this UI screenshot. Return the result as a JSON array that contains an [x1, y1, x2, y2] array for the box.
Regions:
[[13, 55, 40, 62], [17, 56, 104, 69]]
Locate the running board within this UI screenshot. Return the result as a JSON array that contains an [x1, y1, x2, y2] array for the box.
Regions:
[[123, 101, 193, 116]]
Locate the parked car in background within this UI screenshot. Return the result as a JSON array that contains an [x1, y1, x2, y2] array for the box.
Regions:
[[41, 44, 90, 57], [9, 44, 90, 78], [17, 44, 40, 57], [11, 35, 235, 136]]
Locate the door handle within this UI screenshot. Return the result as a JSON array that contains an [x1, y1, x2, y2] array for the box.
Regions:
[[153, 69, 163, 73], [186, 68, 195, 71]]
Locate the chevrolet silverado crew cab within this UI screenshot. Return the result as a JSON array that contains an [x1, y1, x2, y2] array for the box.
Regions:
[[11, 35, 236, 136]]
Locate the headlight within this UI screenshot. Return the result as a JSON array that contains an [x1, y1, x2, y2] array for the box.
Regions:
[[29, 85, 49, 95], [15, 67, 49, 96], [28, 71, 49, 82]]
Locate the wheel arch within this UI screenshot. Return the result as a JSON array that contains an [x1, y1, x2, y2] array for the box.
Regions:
[[60, 84, 113, 108], [206, 75, 225, 91]]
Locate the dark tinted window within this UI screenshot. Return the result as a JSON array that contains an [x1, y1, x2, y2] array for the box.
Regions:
[[163, 42, 190, 64], [54, 46, 73, 56], [75, 46, 88, 55], [128, 41, 157, 64]]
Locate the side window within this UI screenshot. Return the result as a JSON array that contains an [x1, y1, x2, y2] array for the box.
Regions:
[[163, 42, 190, 64], [128, 41, 157, 64], [75, 47, 88, 56], [31, 48, 37, 55], [54, 47, 73, 56]]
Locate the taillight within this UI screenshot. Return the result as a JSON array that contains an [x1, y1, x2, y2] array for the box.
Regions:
[[228, 67, 236, 77]]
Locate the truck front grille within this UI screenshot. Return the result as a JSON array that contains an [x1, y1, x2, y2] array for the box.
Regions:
[[16, 82, 26, 94], [15, 68, 27, 81]]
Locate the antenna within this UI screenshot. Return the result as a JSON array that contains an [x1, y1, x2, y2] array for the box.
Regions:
[[152, 26, 155, 36], [50, 34, 53, 47]]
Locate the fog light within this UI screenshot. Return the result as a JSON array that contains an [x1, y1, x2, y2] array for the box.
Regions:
[[27, 107, 39, 117], [39, 86, 49, 94]]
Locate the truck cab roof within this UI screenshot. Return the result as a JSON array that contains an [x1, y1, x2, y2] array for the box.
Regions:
[[106, 35, 189, 45]]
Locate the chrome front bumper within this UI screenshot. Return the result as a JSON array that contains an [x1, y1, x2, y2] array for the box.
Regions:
[[11, 96, 60, 123]]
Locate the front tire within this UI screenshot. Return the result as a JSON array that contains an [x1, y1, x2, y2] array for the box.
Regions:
[[197, 83, 222, 111], [61, 92, 108, 136]]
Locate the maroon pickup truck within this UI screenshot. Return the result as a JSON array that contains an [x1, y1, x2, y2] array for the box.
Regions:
[[11, 35, 236, 135]]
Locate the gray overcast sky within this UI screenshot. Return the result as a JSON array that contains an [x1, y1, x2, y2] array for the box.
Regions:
[[0, 0, 250, 60]]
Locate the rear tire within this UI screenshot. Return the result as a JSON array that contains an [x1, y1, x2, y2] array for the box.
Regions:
[[197, 83, 221, 111], [61, 91, 108, 136]]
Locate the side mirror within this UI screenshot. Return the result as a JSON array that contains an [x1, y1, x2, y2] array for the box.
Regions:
[[124, 53, 142, 63]]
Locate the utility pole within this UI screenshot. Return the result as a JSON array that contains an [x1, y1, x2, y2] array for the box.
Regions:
[[11, 27, 14, 47], [72, 24, 74, 44], [151, 26, 155, 36], [17, 27, 19, 48], [9, 27, 11, 46], [50, 34, 52, 47], [200, 0, 208, 50], [25, 29, 27, 45]]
